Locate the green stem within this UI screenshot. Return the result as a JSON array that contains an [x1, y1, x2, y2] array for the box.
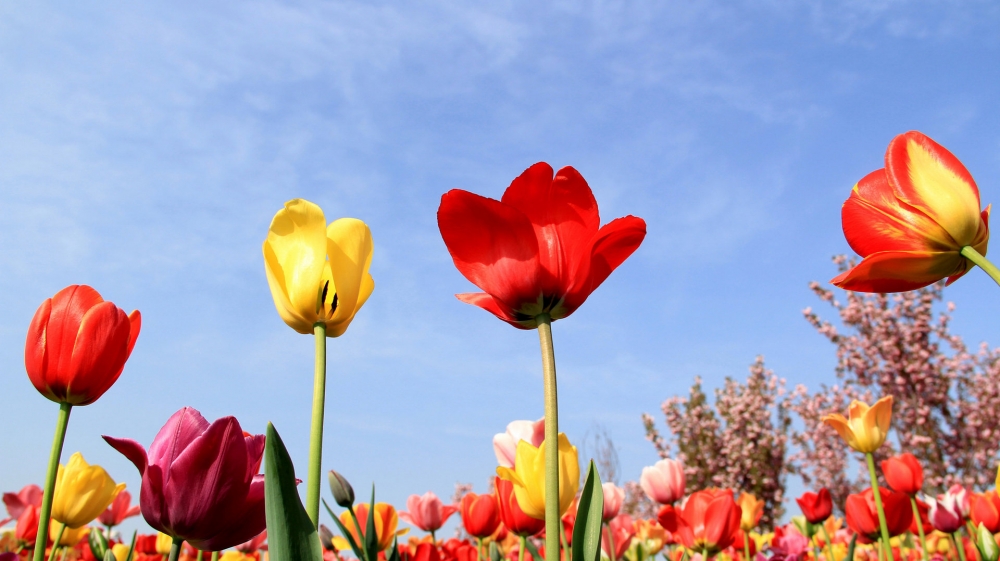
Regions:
[[348, 505, 368, 561], [866, 453, 896, 561], [744, 532, 752, 561], [476, 537, 483, 561], [307, 322, 328, 526], [954, 532, 968, 561], [820, 523, 836, 561], [46, 523, 65, 561], [519, 536, 526, 561], [211, 552, 219, 561], [197, 552, 203, 561], [537, 315, 560, 561], [431, 529, 436, 543], [910, 496, 929, 561], [167, 537, 184, 561], [606, 522, 617, 561], [877, 539, 885, 561], [33, 403, 72, 561], [961, 246, 1000, 287]]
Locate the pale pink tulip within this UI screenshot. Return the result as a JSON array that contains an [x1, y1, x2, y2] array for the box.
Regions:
[[602, 483, 625, 522], [399, 491, 458, 533], [640, 459, 685, 505], [493, 419, 544, 468]]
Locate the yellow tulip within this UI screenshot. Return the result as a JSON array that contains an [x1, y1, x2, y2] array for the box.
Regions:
[[263, 199, 375, 337], [220, 552, 256, 561], [821, 396, 893, 453], [111, 543, 131, 561], [156, 532, 174, 554], [737, 492, 764, 531], [634, 519, 667, 554], [496, 433, 580, 519], [331, 502, 408, 552], [51, 453, 125, 529], [49, 523, 89, 546]]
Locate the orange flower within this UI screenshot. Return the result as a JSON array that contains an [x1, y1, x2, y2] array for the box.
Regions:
[[821, 396, 893, 453], [657, 489, 741, 556], [333, 503, 408, 552], [833, 131, 990, 292], [737, 493, 764, 531]]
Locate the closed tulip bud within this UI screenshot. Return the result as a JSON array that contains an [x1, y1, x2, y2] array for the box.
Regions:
[[460, 492, 501, 538], [51, 453, 125, 529], [737, 492, 764, 531], [881, 453, 924, 496], [400, 491, 459, 533], [329, 470, 355, 508], [796, 489, 833, 524], [821, 396, 893, 454], [495, 433, 580, 519], [977, 522, 1000, 561], [845, 488, 912, 543], [640, 459, 686, 505], [602, 483, 624, 523]]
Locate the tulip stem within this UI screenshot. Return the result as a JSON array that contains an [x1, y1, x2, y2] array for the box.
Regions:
[[953, 532, 968, 561], [909, 496, 929, 561], [536, 314, 560, 561], [33, 403, 72, 561], [167, 537, 184, 561], [961, 246, 1000, 288], [865, 453, 896, 561], [606, 522, 617, 561], [744, 532, 752, 561], [820, 524, 835, 561], [307, 322, 328, 526], [519, 536, 526, 561], [47, 523, 65, 561], [211, 552, 219, 561]]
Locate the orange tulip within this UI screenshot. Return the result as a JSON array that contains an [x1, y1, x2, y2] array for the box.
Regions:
[[657, 489, 741, 556], [737, 493, 763, 531], [821, 396, 893, 453], [833, 131, 990, 292], [333, 503, 408, 552]]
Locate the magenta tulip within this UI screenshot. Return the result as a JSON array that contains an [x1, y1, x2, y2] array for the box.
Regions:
[[103, 407, 266, 551], [640, 459, 686, 505], [399, 491, 458, 533], [926, 484, 970, 534]]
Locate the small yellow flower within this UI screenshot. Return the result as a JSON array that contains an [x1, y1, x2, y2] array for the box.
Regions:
[[749, 531, 773, 553], [737, 492, 764, 531], [111, 543, 132, 561], [263, 199, 375, 337], [156, 532, 174, 554], [821, 396, 893, 453], [51, 452, 125, 529], [496, 433, 580, 519]]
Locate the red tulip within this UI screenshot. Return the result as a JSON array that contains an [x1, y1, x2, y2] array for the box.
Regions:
[[832, 131, 991, 292], [98, 489, 141, 527], [400, 492, 459, 533], [844, 488, 913, 544], [103, 407, 266, 550], [602, 514, 635, 561], [495, 477, 544, 537], [657, 489, 741, 555], [14, 504, 40, 543], [437, 163, 646, 329], [441, 539, 477, 561], [881, 454, 924, 496], [460, 492, 501, 538], [410, 542, 442, 561], [1, 484, 43, 526], [796, 489, 833, 524], [25, 285, 141, 405], [972, 491, 1000, 533]]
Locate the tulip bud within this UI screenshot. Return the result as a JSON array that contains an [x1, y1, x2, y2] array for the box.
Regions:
[[329, 470, 355, 508], [977, 523, 1000, 561], [319, 524, 335, 550]]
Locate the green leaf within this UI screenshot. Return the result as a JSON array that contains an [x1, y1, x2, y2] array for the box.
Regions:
[[388, 539, 401, 561], [525, 539, 543, 561], [89, 527, 109, 558], [571, 461, 604, 561], [125, 530, 137, 561], [324, 499, 366, 561], [264, 422, 324, 561], [845, 533, 857, 561], [977, 522, 999, 561], [490, 540, 502, 561], [103, 551, 117, 561], [364, 485, 379, 561]]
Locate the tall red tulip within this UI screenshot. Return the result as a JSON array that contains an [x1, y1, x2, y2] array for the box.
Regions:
[[657, 489, 741, 555], [460, 492, 501, 538], [881, 454, 924, 496], [844, 488, 913, 544], [26, 285, 141, 406], [796, 489, 833, 524], [972, 491, 1000, 534], [832, 131, 993, 292], [437, 163, 646, 329], [103, 407, 266, 551], [495, 477, 544, 537]]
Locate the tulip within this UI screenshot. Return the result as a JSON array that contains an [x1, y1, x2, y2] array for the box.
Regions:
[[601, 482, 625, 523], [3, 484, 43, 521], [795, 489, 832, 524], [51, 523, 89, 546], [769, 526, 810, 561], [821, 396, 893, 454], [881, 454, 924, 497], [98, 489, 141, 528], [640, 459, 686, 505], [333, 502, 408, 552], [496, 434, 580, 520], [495, 477, 545, 537], [234, 530, 268, 554], [400, 492, 459, 537], [926, 485, 970, 534], [103, 407, 266, 552], [15, 504, 40, 543], [494, 419, 545, 469], [25, 285, 141, 406], [601, 514, 635, 561], [48, 452, 124, 530], [633, 519, 667, 555], [844, 488, 913, 543], [832, 131, 995, 292], [459, 492, 501, 539], [737, 493, 764, 531], [657, 489, 742, 556], [972, 491, 1000, 533]]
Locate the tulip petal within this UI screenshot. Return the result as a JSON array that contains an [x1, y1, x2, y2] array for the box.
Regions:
[[66, 301, 132, 405], [102, 436, 148, 475], [438, 190, 545, 312], [125, 310, 141, 358], [500, 164, 600, 289], [566, 215, 647, 314], [25, 297, 54, 399], [264, 199, 328, 332], [830, 250, 965, 292], [842, 169, 958, 256], [148, 407, 210, 471], [192, 474, 266, 551], [886, 131, 983, 247], [326, 218, 374, 334], [46, 286, 104, 380], [456, 292, 523, 328]]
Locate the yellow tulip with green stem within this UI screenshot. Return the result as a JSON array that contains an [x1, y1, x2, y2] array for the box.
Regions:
[[263, 198, 375, 525], [49, 452, 124, 561]]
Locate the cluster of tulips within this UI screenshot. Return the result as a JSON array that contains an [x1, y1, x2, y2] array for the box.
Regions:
[[2, 129, 998, 561]]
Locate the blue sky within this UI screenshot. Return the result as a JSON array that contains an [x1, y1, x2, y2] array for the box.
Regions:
[[2, 0, 999, 538]]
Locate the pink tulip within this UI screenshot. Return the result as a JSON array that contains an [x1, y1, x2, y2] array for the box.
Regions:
[[640, 459, 685, 505], [399, 491, 459, 533], [1, 485, 42, 526], [103, 407, 266, 551], [98, 489, 141, 527], [602, 483, 624, 522], [493, 419, 544, 468], [926, 484, 970, 534]]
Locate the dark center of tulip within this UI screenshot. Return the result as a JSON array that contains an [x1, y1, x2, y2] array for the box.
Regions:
[[319, 280, 339, 316]]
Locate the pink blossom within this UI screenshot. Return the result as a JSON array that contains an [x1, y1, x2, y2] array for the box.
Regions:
[[770, 525, 810, 561], [399, 491, 459, 533], [493, 419, 544, 468], [602, 483, 625, 522], [639, 459, 685, 505]]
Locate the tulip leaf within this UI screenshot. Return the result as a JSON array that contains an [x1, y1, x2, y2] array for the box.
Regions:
[[525, 538, 543, 561], [845, 533, 857, 561], [126, 530, 137, 561], [490, 541, 502, 561], [364, 485, 379, 561], [103, 551, 117, 561], [264, 422, 324, 561], [324, 499, 366, 561], [571, 461, 604, 561], [388, 539, 401, 561], [89, 527, 109, 558]]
